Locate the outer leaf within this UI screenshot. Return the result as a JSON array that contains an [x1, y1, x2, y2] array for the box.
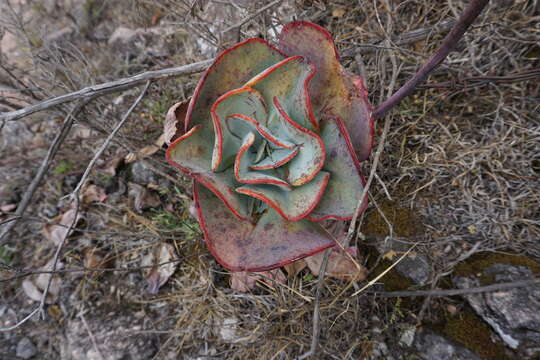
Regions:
[[307, 116, 367, 221], [278, 21, 374, 161], [236, 171, 330, 222], [195, 183, 335, 271], [186, 38, 285, 131], [273, 97, 325, 186], [166, 126, 250, 220], [246, 56, 318, 132]]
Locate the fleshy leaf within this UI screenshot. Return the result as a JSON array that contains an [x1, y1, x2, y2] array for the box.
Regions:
[[273, 97, 325, 186], [166, 126, 250, 220], [278, 21, 373, 161], [234, 132, 291, 188], [308, 116, 367, 221], [246, 56, 317, 131], [186, 38, 285, 131], [236, 171, 330, 221], [195, 183, 335, 271], [211, 88, 267, 171], [251, 147, 299, 170]]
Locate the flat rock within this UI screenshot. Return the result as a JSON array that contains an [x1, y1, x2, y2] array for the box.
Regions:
[[414, 328, 481, 360], [454, 263, 540, 358], [375, 238, 431, 286]]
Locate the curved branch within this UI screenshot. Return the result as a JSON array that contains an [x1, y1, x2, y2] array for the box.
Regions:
[[373, 0, 490, 120]]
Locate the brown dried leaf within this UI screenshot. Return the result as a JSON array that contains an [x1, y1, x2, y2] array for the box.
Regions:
[[100, 155, 124, 176], [22, 260, 63, 304], [128, 182, 161, 213], [143, 243, 178, 294], [125, 133, 166, 164], [43, 208, 82, 246], [81, 183, 107, 204], [283, 259, 307, 278], [230, 269, 286, 292], [305, 246, 367, 281], [164, 100, 189, 145]]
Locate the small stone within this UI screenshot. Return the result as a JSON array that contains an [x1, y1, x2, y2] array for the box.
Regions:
[[414, 329, 481, 360], [16, 337, 37, 359], [399, 327, 416, 347]]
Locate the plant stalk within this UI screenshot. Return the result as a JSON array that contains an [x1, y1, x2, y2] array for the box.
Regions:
[[372, 0, 490, 119]]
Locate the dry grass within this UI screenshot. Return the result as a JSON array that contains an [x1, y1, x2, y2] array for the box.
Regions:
[[1, 0, 539, 359]]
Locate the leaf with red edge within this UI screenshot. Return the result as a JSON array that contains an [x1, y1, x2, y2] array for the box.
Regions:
[[246, 56, 317, 132], [195, 183, 335, 271], [236, 171, 330, 222], [234, 132, 290, 188], [164, 100, 189, 145], [272, 97, 325, 186], [307, 116, 367, 221], [186, 38, 285, 131], [211, 87, 268, 171], [278, 21, 373, 161], [166, 126, 250, 220]]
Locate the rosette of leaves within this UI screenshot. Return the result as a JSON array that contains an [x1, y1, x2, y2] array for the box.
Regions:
[[166, 22, 373, 271]]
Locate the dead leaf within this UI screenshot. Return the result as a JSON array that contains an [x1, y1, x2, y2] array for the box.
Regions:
[[283, 259, 307, 278], [100, 155, 124, 176], [43, 207, 82, 245], [81, 182, 107, 204], [128, 182, 161, 213], [164, 100, 189, 145], [142, 243, 178, 294], [125, 133, 166, 164], [22, 260, 63, 304], [383, 250, 398, 261], [332, 6, 346, 18], [0, 203, 17, 213], [230, 269, 286, 292], [305, 246, 367, 281]]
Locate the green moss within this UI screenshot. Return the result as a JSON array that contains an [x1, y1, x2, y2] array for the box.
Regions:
[[361, 201, 423, 238], [454, 252, 540, 285], [53, 160, 74, 175], [434, 310, 511, 360]]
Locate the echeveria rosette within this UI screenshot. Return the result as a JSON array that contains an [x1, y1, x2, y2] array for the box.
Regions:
[[166, 22, 373, 272]]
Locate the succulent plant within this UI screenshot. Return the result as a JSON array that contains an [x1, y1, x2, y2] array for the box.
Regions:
[[166, 21, 373, 272]]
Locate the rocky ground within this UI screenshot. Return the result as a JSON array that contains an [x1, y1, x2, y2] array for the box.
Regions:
[[1, 0, 539, 359]]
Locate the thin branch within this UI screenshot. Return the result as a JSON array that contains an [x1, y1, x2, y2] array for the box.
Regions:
[[373, 0, 490, 119], [69, 81, 151, 197], [0, 60, 211, 122], [222, 0, 282, 34], [0, 101, 88, 246], [368, 278, 540, 298]]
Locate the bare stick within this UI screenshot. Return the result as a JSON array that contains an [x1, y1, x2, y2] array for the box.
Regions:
[[0, 101, 87, 246], [79, 311, 106, 360], [368, 278, 540, 298], [69, 81, 151, 197], [0, 60, 211, 122], [372, 0, 490, 119]]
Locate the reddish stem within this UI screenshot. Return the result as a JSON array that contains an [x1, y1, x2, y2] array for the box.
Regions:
[[372, 0, 490, 120]]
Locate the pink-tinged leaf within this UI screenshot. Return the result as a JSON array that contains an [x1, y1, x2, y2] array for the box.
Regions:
[[236, 171, 330, 222], [278, 21, 373, 161], [195, 183, 335, 271], [273, 97, 325, 186], [142, 243, 178, 294], [234, 132, 291, 187], [166, 126, 250, 220], [230, 269, 286, 292], [246, 56, 318, 131], [211, 87, 268, 171], [128, 182, 161, 213], [164, 100, 189, 145], [186, 38, 285, 131], [307, 116, 367, 221], [305, 246, 367, 280], [43, 207, 82, 246]]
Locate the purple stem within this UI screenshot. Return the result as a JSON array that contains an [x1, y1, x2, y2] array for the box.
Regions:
[[372, 0, 490, 120]]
